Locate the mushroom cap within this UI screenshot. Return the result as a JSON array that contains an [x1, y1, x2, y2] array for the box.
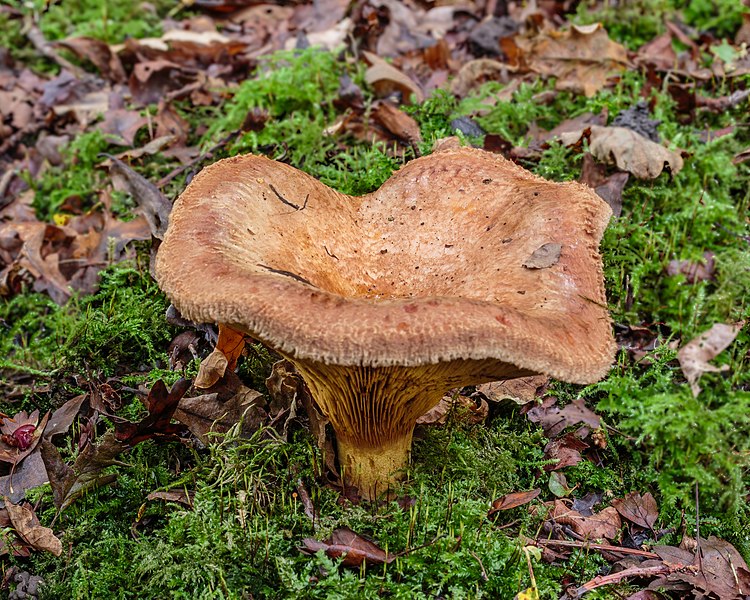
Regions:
[[155, 147, 616, 384]]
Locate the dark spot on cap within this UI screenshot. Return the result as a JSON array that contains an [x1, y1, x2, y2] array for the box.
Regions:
[[404, 304, 418, 313]]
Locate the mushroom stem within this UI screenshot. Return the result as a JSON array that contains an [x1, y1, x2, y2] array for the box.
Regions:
[[336, 430, 414, 499], [292, 359, 523, 499]]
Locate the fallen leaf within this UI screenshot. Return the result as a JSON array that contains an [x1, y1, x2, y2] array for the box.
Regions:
[[612, 492, 658, 530], [523, 243, 561, 269], [55, 36, 125, 81], [4, 499, 62, 556], [677, 322, 744, 396], [526, 398, 600, 438], [476, 376, 549, 405], [501, 23, 629, 97], [560, 126, 684, 179], [174, 387, 265, 443], [579, 153, 629, 218], [417, 394, 488, 425], [146, 489, 194, 507], [372, 101, 422, 146], [44, 394, 87, 439], [40, 433, 125, 511], [546, 499, 621, 541], [548, 471, 572, 497], [666, 251, 715, 283], [362, 51, 424, 103], [650, 536, 750, 600], [489, 489, 541, 514], [114, 379, 189, 445], [0, 452, 49, 506], [107, 156, 172, 239], [543, 432, 589, 471], [195, 324, 247, 389], [300, 526, 394, 566]]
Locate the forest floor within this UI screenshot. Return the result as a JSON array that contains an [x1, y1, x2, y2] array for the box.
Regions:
[[0, 0, 749, 598]]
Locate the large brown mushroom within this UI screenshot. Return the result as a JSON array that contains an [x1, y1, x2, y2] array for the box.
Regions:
[[155, 144, 615, 498]]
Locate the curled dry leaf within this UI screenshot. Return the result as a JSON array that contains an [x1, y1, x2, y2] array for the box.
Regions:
[[362, 51, 423, 103], [4, 499, 62, 556], [195, 324, 247, 389], [677, 322, 744, 397], [476, 375, 549, 405], [502, 23, 629, 97], [611, 492, 658, 530], [666, 251, 715, 283], [489, 488, 541, 515], [300, 526, 394, 567], [560, 126, 684, 180], [546, 499, 621, 541], [526, 398, 600, 438], [523, 243, 562, 269]]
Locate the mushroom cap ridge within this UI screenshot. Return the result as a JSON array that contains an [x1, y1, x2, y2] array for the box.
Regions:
[[155, 148, 616, 384]]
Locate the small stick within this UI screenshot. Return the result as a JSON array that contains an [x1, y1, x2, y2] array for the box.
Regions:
[[532, 538, 659, 559], [24, 18, 85, 77], [470, 550, 489, 581], [296, 478, 317, 525], [575, 564, 673, 596]]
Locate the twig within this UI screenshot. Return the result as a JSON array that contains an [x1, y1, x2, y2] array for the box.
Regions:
[[470, 550, 489, 581], [269, 184, 308, 211], [24, 17, 85, 77], [532, 538, 659, 559], [695, 482, 702, 571], [575, 564, 673, 596], [296, 478, 317, 525], [156, 130, 240, 188]]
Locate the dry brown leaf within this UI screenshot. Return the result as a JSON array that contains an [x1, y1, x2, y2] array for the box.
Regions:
[[195, 325, 247, 389], [372, 101, 422, 146], [4, 499, 62, 556], [174, 388, 265, 443], [611, 492, 658, 530], [666, 252, 715, 283], [476, 376, 549, 405], [502, 23, 629, 97], [146, 489, 194, 507], [677, 322, 744, 396], [362, 51, 424, 103], [523, 243, 562, 269], [547, 499, 621, 540], [489, 489, 541, 515], [301, 526, 394, 567], [417, 394, 488, 425], [579, 153, 629, 218], [561, 126, 684, 179]]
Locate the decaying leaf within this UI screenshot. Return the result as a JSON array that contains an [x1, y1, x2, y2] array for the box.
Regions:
[[611, 492, 658, 530], [40, 433, 125, 511], [545, 499, 621, 541], [650, 536, 750, 600], [146, 489, 194, 507], [114, 379, 189, 445], [174, 387, 265, 443], [4, 499, 62, 556], [502, 23, 629, 97], [0, 452, 49, 506], [526, 398, 600, 438], [523, 243, 562, 269], [301, 526, 394, 566], [476, 376, 549, 405], [579, 153, 629, 218], [544, 432, 589, 471], [489, 489, 541, 515], [666, 251, 715, 283], [362, 51, 423, 103], [0, 411, 49, 466], [107, 156, 172, 239], [195, 324, 247, 389], [560, 126, 684, 179], [677, 322, 744, 396]]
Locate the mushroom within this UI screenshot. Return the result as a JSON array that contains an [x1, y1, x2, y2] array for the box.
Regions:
[[155, 144, 615, 498]]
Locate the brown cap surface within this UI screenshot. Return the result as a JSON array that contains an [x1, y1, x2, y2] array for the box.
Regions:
[[155, 147, 616, 383]]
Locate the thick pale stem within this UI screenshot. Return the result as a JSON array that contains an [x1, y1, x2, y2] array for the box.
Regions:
[[336, 430, 414, 499]]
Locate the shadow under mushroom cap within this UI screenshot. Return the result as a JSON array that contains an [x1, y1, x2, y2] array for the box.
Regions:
[[155, 147, 616, 384]]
